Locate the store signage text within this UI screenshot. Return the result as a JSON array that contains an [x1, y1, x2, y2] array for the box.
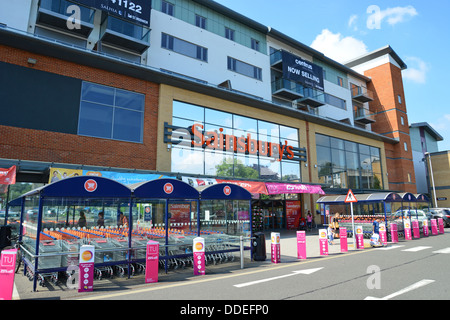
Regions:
[[282, 51, 324, 92], [164, 122, 307, 163]]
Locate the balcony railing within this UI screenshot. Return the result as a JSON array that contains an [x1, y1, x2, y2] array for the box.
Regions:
[[297, 87, 326, 108], [354, 107, 376, 124], [271, 78, 304, 100], [351, 85, 374, 103]]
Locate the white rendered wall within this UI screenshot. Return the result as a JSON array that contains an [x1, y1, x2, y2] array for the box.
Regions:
[[0, 0, 33, 31]]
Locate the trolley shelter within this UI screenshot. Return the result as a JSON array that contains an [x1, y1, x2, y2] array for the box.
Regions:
[[9, 176, 252, 291], [317, 192, 431, 237]]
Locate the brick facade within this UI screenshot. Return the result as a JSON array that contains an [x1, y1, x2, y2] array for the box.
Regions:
[[0, 45, 159, 171]]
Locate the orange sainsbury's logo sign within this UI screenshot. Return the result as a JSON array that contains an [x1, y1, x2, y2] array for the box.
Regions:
[[164, 122, 307, 163]]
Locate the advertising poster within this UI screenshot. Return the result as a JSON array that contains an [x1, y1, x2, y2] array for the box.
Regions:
[[145, 241, 159, 284], [319, 229, 328, 256], [78, 245, 95, 293], [286, 200, 301, 230], [431, 219, 438, 235], [379, 223, 387, 245], [339, 227, 348, 252], [169, 203, 191, 228], [412, 220, 420, 239], [0, 249, 17, 300], [271, 232, 281, 263], [355, 226, 364, 249], [390, 223, 399, 243], [193, 237, 205, 276], [296, 231, 306, 260]]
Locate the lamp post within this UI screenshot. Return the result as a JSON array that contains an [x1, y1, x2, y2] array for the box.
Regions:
[[425, 152, 438, 208]]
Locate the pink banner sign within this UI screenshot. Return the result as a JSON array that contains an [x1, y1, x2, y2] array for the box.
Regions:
[[438, 218, 445, 234], [412, 220, 420, 239], [356, 226, 364, 250], [423, 219, 429, 237], [431, 219, 438, 236], [271, 232, 281, 263], [404, 220, 412, 240], [265, 183, 325, 195], [145, 241, 159, 284], [379, 223, 387, 245], [0, 249, 17, 300], [319, 229, 328, 256], [297, 231, 306, 259], [193, 237, 205, 276], [390, 223, 398, 243], [340, 227, 348, 253], [78, 245, 95, 293]]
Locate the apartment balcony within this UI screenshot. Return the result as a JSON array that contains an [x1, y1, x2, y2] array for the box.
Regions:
[[270, 50, 283, 71], [100, 15, 150, 54], [272, 78, 304, 101], [354, 107, 376, 124], [37, 0, 95, 37], [297, 87, 326, 108], [351, 85, 374, 103]]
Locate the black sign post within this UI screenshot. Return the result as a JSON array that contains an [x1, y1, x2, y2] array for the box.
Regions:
[[72, 0, 151, 26]]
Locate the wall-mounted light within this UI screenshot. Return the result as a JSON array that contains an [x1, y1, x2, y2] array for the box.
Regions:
[[167, 144, 172, 151], [27, 58, 37, 65]]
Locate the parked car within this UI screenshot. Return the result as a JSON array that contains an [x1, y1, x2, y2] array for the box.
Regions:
[[393, 209, 429, 228], [429, 208, 450, 228]]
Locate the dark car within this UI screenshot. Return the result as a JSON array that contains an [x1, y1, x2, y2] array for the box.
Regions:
[[429, 208, 450, 228]]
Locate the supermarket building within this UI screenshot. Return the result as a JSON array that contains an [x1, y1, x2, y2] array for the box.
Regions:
[[0, 0, 417, 227]]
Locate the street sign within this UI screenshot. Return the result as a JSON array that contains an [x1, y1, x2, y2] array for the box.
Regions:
[[345, 189, 358, 203]]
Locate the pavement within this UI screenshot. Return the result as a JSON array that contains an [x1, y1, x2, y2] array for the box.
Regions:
[[10, 227, 374, 300]]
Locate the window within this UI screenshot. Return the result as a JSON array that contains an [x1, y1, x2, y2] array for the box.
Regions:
[[251, 38, 260, 51], [227, 57, 262, 80], [401, 116, 405, 126], [398, 95, 402, 104], [195, 15, 206, 29], [325, 93, 346, 110], [225, 27, 235, 41], [78, 82, 144, 143], [162, 33, 208, 62], [404, 142, 408, 151], [162, 1, 174, 16], [337, 76, 344, 87]]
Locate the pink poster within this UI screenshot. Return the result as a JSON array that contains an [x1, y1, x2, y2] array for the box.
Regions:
[[379, 223, 387, 245], [340, 227, 348, 252], [404, 220, 412, 240], [297, 231, 306, 259], [145, 241, 159, 283], [423, 219, 429, 237], [286, 201, 302, 230], [431, 219, 438, 235], [412, 220, 420, 239], [78, 245, 95, 293], [0, 249, 17, 300], [355, 226, 364, 249], [319, 229, 328, 256], [390, 223, 398, 243], [193, 237, 205, 276], [271, 233, 281, 263], [438, 218, 445, 234]]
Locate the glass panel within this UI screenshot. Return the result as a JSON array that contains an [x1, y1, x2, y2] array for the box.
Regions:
[[259, 157, 281, 180], [113, 108, 143, 142], [316, 145, 332, 167], [115, 89, 145, 111], [78, 101, 113, 139], [258, 121, 279, 138], [316, 134, 330, 147], [205, 150, 234, 177], [280, 125, 298, 141], [282, 161, 301, 181], [233, 115, 257, 133], [234, 154, 259, 179], [81, 82, 114, 105], [171, 147, 204, 175], [173, 101, 204, 122], [330, 138, 345, 150], [205, 108, 232, 127]]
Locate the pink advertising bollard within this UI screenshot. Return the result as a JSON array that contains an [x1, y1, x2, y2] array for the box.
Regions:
[[145, 240, 159, 284], [271, 232, 281, 263], [297, 231, 306, 260], [339, 227, 348, 253], [193, 237, 206, 276], [431, 219, 438, 235], [438, 218, 445, 234], [379, 223, 387, 245], [412, 220, 420, 239], [390, 223, 398, 243], [423, 219, 429, 237], [78, 245, 95, 293], [0, 249, 18, 300], [319, 229, 328, 256], [404, 220, 412, 240], [355, 226, 364, 250]]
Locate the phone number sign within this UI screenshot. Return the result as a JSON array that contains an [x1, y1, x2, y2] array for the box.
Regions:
[[73, 0, 151, 26]]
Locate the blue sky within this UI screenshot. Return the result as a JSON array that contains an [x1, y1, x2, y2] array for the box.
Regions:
[[216, 0, 450, 151]]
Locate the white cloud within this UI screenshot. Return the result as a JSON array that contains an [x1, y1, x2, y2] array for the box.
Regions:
[[367, 5, 418, 29], [402, 57, 430, 84], [430, 114, 450, 132], [310, 29, 368, 63]]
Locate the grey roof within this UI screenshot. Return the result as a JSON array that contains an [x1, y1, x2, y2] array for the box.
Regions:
[[344, 45, 408, 70], [410, 122, 444, 142]]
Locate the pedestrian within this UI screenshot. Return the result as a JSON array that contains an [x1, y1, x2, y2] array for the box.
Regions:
[[97, 211, 105, 228], [327, 224, 334, 245], [373, 218, 380, 235], [78, 210, 87, 228], [307, 211, 312, 231]]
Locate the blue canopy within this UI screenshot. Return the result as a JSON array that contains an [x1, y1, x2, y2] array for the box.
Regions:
[[131, 178, 199, 199], [199, 183, 252, 200]]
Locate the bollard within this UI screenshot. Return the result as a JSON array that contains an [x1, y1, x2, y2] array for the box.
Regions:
[[339, 227, 348, 252], [355, 226, 364, 249], [271, 232, 280, 263], [423, 219, 429, 237], [297, 231, 306, 259], [390, 223, 398, 243], [78, 245, 95, 293], [145, 240, 159, 283], [438, 218, 445, 234], [240, 236, 244, 269], [412, 220, 420, 239], [379, 223, 387, 245], [319, 229, 328, 256], [193, 237, 205, 276], [404, 220, 412, 240], [431, 219, 438, 235]]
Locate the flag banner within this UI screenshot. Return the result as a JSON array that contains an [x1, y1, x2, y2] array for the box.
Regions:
[[0, 166, 16, 185]]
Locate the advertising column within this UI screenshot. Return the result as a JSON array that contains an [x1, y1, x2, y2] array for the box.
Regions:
[[78, 245, 95, 293], [379, 223, 387, 245], [271, 232, 281, 263], [319, 229, 328, 256], [297, 231, 306, 260], [355, 226, 364, 249], [193, 237, 205, 276], [145, 241, 159, 284], [0, 249, 17, 300], [339, 227, 348, 252]]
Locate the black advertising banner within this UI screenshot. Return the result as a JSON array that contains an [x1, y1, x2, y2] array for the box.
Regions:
[[72, 0, 151, 26], [282, 51, 324, 91]]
